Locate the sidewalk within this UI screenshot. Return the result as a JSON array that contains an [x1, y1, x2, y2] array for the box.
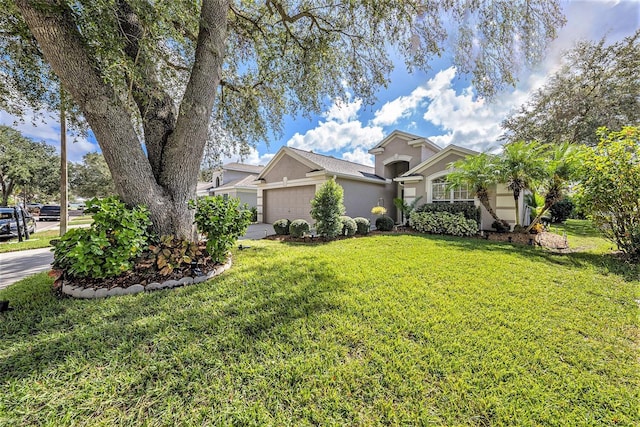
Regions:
[[0, 223, 274, 290]]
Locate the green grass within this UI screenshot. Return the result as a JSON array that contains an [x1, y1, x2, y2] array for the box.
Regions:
[[0, 217, 93, 253], [1, 234, 638, 426], [548, 219, 614, 254]]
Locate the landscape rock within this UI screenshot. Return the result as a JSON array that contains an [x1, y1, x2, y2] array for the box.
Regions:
[[125, 284, 145, 295]]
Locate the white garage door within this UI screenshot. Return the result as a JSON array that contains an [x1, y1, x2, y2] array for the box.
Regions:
[[264, 185, 316, 224]]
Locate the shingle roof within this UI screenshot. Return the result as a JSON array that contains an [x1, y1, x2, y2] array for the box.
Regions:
[[214, 174, 259, 191], [223, 162, 264, 174], [287, 147, 383, 181]]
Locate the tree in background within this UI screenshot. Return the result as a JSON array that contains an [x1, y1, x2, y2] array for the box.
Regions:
[[497, 141, 546, 227], [311, 179, 345, 239], [69, 152, 116, 199], [502, 31, 640, 146], [3, 0, 564, 238], [0, 125, 59, 205], [575, 127, 640, 258]]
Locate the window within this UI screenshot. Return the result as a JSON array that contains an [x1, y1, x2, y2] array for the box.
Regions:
[[215, 177, 220, 187], [430, 177, 473, 203]]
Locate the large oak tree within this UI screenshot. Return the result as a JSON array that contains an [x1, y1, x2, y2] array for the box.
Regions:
[[1, 0, 565, 238], [502, 31, 640, 146]]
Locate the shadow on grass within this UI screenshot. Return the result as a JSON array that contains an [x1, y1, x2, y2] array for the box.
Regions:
[[0, 255, 344, 383]]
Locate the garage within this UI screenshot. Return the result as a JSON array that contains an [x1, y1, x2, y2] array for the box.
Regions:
[[263, 185, 316, 224]]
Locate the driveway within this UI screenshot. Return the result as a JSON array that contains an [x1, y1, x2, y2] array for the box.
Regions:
[[0, 223, 274, 290]]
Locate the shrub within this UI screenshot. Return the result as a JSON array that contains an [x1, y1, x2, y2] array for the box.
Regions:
[[250, 206, 258, 222], [340, 216, 357, 236], [375, 215, 394, 231], [191, 196, 253, 263], [410, 211, 478, 237], [415, 202, 480, 224], [289, 219, 310, 238], [354, 217, 370, 235], [371, 206, 387, 216], [491, 220, 510, 233], [549, 198, 574, 223], [52, 197, 151, 279], [273, 219, 291, 235], [310, 179, 345, 239], [575, 126, 640, 258]]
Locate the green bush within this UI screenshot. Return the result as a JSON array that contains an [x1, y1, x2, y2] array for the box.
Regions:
[[273, 219, 291, 235], [354, 217, 370, 235], [375, 215, 394, 231], [250, 206, 258, 222], [549, 198, 574, 223], [415, 202, 480, 224], [410, 211, 478, 237], [191, 196, 253, 263], [289, 219, 310, 238], [52, 197, 151, 279], [340, 216, 357, 236], [310, 179, 345, 239]]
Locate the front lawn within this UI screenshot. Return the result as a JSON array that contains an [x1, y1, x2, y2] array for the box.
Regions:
[[1, 235, 638, 425]]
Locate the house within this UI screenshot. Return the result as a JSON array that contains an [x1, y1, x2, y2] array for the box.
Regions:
[[256, 147, 389, 224], [256, 130, 523, 228], [197, 162, 264, 207]]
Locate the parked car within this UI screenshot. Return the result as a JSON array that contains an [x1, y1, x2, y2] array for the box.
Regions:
[[38, 204, 61, 221], [0, 206, 36, 239]]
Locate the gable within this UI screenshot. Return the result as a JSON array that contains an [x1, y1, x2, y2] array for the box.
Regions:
[[260, 152, 314, 183], [401, 145, 478, 178]]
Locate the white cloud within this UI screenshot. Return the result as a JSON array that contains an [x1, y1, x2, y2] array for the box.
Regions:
[[0, 110, 99, 162], [230, 149, 274, 166], [341, 147, 374, 166], [287, 97, 384, 153]]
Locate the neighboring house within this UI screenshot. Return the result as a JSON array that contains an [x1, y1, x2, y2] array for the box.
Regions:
[[257, 130, 523, 228], [197, 162, 264, 207]]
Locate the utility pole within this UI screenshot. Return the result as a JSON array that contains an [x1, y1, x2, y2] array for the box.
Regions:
[[60, 89, 68, 236]]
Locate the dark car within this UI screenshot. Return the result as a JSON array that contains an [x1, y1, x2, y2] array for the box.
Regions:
[[0, 206, 36, 239], [38, 204, 61, 221]]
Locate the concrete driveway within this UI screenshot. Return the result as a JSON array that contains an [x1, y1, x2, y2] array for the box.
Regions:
[[0, 223, 273, 290]]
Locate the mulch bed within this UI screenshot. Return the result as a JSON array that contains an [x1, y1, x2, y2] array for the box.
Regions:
[[52, 243, 220, 292]]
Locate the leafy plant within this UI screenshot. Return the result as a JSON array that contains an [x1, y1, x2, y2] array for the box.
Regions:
[[340, 216, 357, 236], [393, 196, 423, 224], [273, 219, 291, 235], [574, 126, 640, 258], [289, 219, 310, 238], [52, 197, 151, 279], [415, 202, 480, 224], [410, 212, 478, 237], [353, 217, 370, 235], [191, 196, 252, 263], [549, 198, 574, 223], [375, 215, 394, 231], [148, 235, 202, 276], [310, 179, 345, 239]]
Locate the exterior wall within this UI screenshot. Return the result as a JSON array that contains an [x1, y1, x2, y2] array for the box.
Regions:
[[374, 138, 425, 178], [336, 178, 390, 224], [236, 190, 257, 208], [262, 154, 310, 182]]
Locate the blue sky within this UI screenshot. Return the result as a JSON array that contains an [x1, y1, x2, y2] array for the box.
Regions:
[[1, 0, 638, 166]]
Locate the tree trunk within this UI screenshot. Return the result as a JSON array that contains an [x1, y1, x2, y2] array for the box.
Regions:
[[477, 188, 508, 228], [16, 0, 229, 239]]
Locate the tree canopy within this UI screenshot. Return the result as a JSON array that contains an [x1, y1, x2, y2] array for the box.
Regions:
[[0, 125, 59, 205], [69, 152, 116, 199], [502, 30, 640, 146], [1, 0, 565, 237]]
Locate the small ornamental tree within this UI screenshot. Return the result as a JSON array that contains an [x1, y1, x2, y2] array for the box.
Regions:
[[575, 126, 640, 258], [310, 179, 345, 239]]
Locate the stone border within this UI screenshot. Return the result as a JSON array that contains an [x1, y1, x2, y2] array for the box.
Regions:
[[61, 257, 233, 299]]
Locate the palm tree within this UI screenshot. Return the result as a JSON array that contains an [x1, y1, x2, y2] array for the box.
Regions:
[[447, 153, 507, 228], [497, 141, 546, 227], [525, 143, 576, 232]]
